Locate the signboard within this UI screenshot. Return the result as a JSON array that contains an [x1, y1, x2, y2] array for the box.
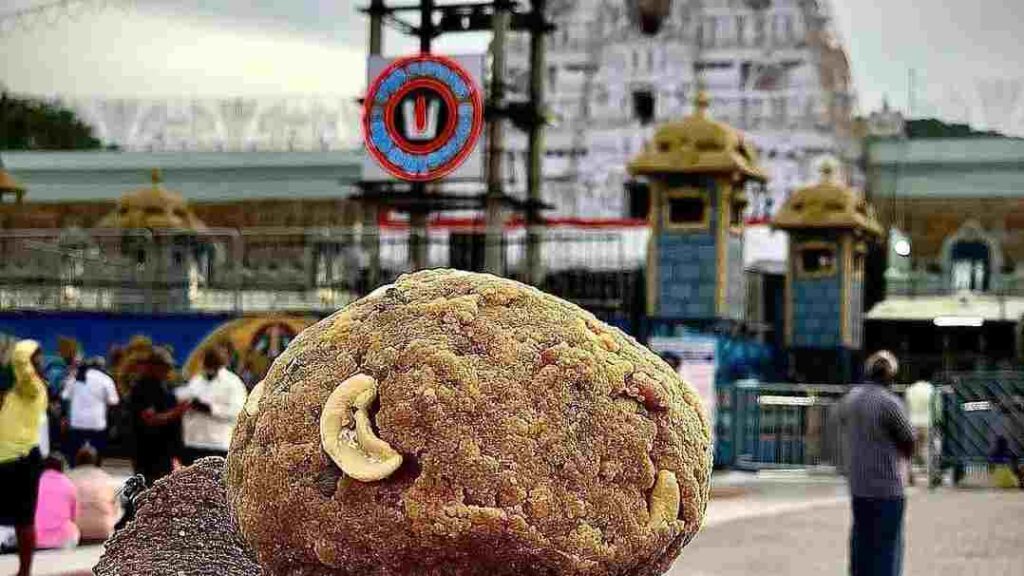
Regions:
[[649, 334, 718, 442], [362, 54, 485, 182]]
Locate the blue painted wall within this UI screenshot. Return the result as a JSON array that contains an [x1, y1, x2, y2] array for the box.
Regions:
[[658, 232, 718, 319], [656, 182, 738, 321], [0, 310, 237, 365], [791, 275, 842, 348], [655, 182, 748, 322], [788, 236, 867, 350]]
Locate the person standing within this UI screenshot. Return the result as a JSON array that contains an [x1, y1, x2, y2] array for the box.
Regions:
[[33, 454, 79, 550], [62, 358, 119, 465], [841, 351, 915, 576], [129, 348, 190, 486], [176, 348, 247, 464], [903, 378, 935, 486], [42, 337, 80, 455], [0, 340, 48, 576]]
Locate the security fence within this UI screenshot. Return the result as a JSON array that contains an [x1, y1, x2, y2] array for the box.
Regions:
[[885, 269, 1024, 298], [726, 380, 849, 471], [0, 227, 643, 318], [722, 374, 1024, 488], [936, 371, 1024, 486]]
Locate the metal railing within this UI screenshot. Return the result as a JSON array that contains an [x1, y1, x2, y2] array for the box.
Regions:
[[728, 380, 850, 471], [937, 371, 1024, 485], [0, 227, 643, 316], [725, 374, 1024, 487], [885, 270, 1024, 298]]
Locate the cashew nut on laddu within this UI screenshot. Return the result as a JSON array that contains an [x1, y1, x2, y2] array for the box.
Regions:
[[319, 373, 403, 482]]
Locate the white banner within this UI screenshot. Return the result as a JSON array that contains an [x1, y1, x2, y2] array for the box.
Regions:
[[649, 335, 718, 444]]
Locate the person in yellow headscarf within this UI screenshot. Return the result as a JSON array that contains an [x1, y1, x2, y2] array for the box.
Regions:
[[0, 340, 48, 576]]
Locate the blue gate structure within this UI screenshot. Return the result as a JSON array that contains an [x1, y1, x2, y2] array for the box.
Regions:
[[724, 373, 1024, 484], [729, 380, 849, 471], [937, 371, 1024, 485]]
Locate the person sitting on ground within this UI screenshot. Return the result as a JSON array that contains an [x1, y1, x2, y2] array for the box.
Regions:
[[66, 445, 120, 542], [659, 352, 682, 373], [988, 435, 1024, 490], [34, 453, 80, 550], [176, 348, 247, 464]]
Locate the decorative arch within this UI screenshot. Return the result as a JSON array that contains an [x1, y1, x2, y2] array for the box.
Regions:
[[939, 220, 1003, 292]]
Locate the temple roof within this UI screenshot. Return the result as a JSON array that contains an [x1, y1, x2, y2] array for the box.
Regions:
[[96, 169, 206, 230], [773, 163, 883, 238], [627, 92, 768, 181], [0, 150, 362, 202]]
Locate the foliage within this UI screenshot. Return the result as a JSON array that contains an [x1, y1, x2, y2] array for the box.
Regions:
[[0, 92, 103, 150], [906, 118, 1006, 140]]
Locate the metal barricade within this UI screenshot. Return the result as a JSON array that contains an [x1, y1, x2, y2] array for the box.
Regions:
[[0, 226, 643, 318], [936, 371, 1024, 485], [730, 381, 849, 471]]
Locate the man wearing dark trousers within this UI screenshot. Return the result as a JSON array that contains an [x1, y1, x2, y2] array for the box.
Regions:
[[129, 348, 190, 486], [841, 350, 915, 576]]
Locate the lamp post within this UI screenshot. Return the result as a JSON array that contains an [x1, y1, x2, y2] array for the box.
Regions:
[[483, 0, 511, 275], [524, 0, 546, 285]]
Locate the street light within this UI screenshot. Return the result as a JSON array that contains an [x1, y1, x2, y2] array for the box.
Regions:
[[894, 238, 911, 257]]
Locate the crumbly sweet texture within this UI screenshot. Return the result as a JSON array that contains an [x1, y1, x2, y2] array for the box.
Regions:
[[226, 270, 711, 576], [95, 458, 260, 576]]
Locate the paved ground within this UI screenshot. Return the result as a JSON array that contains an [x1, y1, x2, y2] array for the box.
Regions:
[[2, 471, 1020, 576], [672, 486, 1024, 576]]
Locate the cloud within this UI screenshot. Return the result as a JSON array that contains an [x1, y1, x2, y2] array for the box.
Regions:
[[831, 0, 1024, 129], [5, 0, 1024, 134], [134, 0, 365, 41], [0, 2, 366, 97]]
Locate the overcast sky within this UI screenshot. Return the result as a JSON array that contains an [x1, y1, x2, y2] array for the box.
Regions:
[[1, 0, 1022, 132]]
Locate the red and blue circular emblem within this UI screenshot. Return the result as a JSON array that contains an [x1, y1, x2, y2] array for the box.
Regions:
[[363, 54, 484, 181]]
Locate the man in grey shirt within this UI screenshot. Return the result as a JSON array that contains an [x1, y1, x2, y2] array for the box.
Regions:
[[841, 351, 915, 576]]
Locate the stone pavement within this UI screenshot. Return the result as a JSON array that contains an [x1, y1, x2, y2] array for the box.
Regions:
[[2, 471, 1019, 576], [672, 486, 1024, 576]]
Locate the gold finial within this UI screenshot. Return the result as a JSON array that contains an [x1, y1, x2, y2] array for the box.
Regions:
[[819, 160, 837, 183], [150, 168, 163, 186], [694, 90, 711, 117]]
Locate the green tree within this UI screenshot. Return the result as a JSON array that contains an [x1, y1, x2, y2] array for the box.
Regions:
[[906, 118, 1006, 139], [0, 92, 102, 150]]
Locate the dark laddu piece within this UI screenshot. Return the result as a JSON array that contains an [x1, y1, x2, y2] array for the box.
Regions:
[[114, 474, 147, 532], [95, 457, 260, 576]]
